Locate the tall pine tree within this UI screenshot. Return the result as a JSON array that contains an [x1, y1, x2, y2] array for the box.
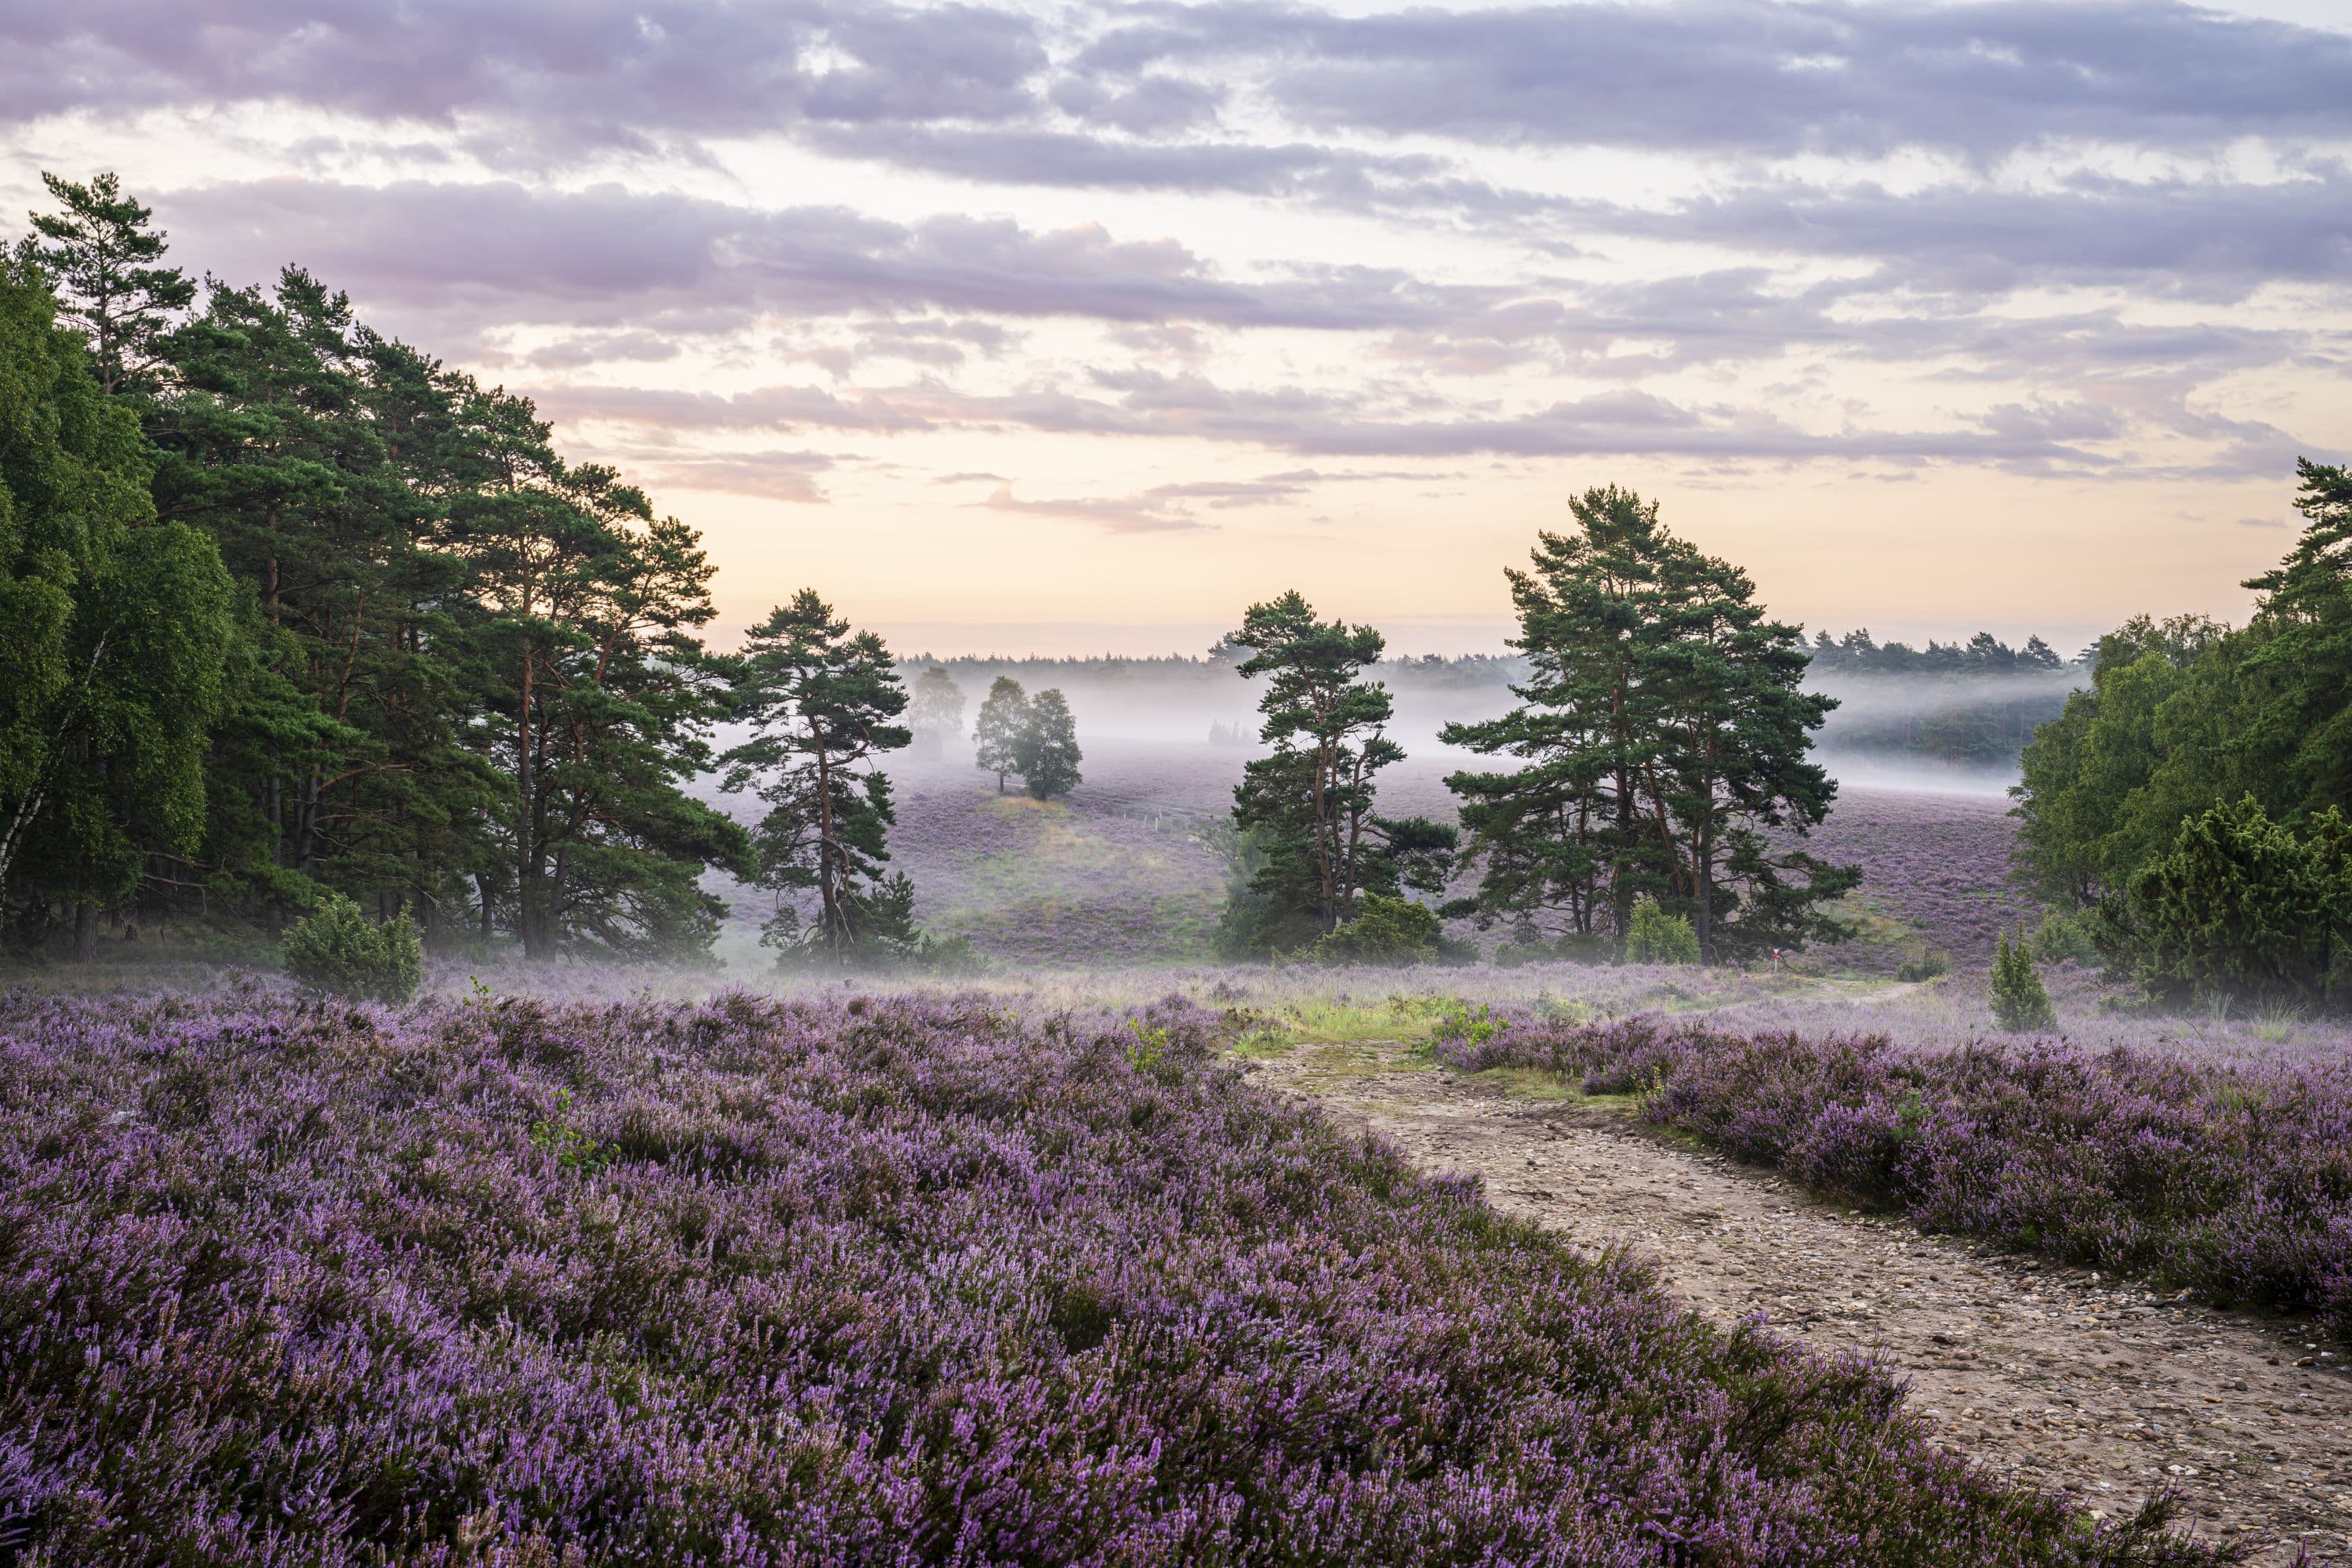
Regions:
[[1223, 591, 1453, 954], [720, 590, 916, 966], [1445, 488, 1853, 960], [19, 172, 194, 397]]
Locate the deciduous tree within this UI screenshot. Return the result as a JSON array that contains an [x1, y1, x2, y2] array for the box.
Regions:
[[974, 676, 1029, 794], [1017, 688, 1083, 800], [907, 664, 967, 760], [0, 255, 230, 956]]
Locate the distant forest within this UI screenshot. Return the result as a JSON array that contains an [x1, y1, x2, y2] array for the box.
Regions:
[[1803, 629, 2082, 771]]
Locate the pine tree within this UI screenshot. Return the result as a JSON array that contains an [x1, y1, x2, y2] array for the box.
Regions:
[[2239, 459, 2352, 814], [1990, 930, 2058, 1032], [1445, 487, 1853, 960], [1223, 591, 1453, 953], [1016, 688, 1083, 800], [1649, 535, 1854, 960], [974, 676, 1029, 794], [151, 269, 471, 927], [20, 172, 194, 396], [441, 387, 747, 958], [720, 590, 914, 966], [1443, 488, 1677, 948]]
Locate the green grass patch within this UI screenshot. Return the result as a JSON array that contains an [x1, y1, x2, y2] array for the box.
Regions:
[[1821, 887, 1918, 949], [1469, 1066, 1584, 1102], [1229, 1018, 1295, 1058], [1276, 992, 1458, 1046]]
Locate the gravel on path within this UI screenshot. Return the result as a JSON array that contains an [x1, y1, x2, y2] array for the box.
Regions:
[[1249, 1040, 2352, 1566]]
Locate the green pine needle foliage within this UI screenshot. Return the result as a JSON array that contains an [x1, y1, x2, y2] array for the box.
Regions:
[[1990, 930, 2057, 1033], [2127, 795, 2352, 1014], [1303, 894, 1441, 965], [281, 895, 424, 1004]]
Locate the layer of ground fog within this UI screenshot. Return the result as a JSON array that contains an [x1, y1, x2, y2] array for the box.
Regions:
[[1247, 1031, 2352, 1566], [2, 987, 2214, 1566], [700, 739, 2039, 974]]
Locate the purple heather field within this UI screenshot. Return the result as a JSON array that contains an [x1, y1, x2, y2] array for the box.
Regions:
[[1433, 1010, 2352, 1333], [0, 988, 2213, 1565], [9, 742, 2347, 1565]]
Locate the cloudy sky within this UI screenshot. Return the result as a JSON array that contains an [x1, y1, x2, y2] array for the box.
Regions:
[[5, 0, 2348, 655]]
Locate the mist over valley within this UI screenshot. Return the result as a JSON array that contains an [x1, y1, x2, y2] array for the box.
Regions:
[[8, 5, 2352, 1562]]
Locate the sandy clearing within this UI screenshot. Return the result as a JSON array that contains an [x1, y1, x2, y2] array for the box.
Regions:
[[1249, 1040, 2352, 1565]]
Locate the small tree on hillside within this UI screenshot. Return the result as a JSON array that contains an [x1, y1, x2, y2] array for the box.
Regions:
[[975, 676, 1029, 794], [1990, 931, 2058, 1032], [907, 664, 966, 760], [720, 590, 915, 966], [1018, 688, 1083, 800]]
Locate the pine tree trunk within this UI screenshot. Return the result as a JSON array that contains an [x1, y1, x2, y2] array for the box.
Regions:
[[517, 652, 543, 960], [1694, 828, 1714, 964], [816, 744, 840, 958], [74, 883, 99, 964]]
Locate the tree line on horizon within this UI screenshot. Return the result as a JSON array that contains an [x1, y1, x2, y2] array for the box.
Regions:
[[902, 631, 2089, 775]]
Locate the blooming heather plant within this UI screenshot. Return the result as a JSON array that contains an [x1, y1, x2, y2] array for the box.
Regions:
[[1438, 1011, 2352, 1332], [0, 988, 2209, 1564]]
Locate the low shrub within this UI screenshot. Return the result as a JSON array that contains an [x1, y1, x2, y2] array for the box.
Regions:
[[2029, 906, 2103, 966], [1991, 930, 2058, 1032], [1625, 897, 1700, 964], [1432, 998, 1508, 1054], [1302, 892, 1440, 964], [1895, 949, 1951, 982], [278, 893, 423, 1003]]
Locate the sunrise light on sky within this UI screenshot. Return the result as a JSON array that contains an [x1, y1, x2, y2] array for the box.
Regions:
[[8, 0, 2348, 655]]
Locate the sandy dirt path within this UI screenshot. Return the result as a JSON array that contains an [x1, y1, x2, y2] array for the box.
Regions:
[[1247, 1040, 2352, 1565]]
